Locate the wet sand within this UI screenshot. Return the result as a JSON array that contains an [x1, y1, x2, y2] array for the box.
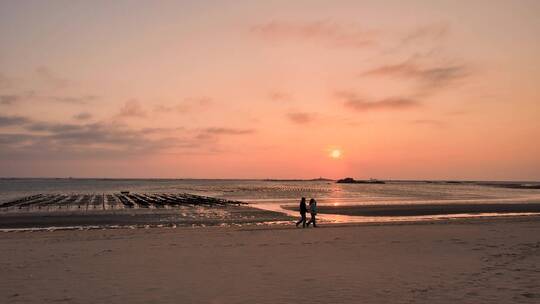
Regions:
[[285, 203, 540, 216], [1, 217, 539, 303]]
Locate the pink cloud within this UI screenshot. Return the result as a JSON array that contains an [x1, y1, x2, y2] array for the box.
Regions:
[[118, 99, 147, 117], [287, 112, 314, 124], [338, 92, 421, 111], [251, 20, 375, 48]]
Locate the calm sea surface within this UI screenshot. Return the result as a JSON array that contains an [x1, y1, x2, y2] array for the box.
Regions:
[[2, 179, 540, 224], [2, 179, 540, 207]]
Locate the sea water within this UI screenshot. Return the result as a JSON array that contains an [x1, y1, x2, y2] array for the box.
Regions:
[[2, 178, 540, 207]]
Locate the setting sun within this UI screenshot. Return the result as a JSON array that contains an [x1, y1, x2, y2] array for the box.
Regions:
[[330, 149, 342, 159]]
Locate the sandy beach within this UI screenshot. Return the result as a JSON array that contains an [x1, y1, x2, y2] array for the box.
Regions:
[[1, 217, 539, 304]]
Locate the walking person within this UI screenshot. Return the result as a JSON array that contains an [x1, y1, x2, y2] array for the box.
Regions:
[[295, 197, 307, 228], [306, 198, 318, 228]]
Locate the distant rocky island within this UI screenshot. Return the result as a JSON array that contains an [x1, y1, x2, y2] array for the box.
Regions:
[[336, 177, 385, 184], [263, 177, 334, 182]]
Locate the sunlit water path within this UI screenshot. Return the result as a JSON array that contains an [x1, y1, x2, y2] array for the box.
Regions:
[[2, 179, 539, 224]]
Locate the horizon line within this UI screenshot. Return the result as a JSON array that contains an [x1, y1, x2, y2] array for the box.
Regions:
[[0, 177, 539, 183]]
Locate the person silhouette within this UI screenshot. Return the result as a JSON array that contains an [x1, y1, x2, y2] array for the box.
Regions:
[[295, 197, 307, 228], [306, 198, 317, 227]]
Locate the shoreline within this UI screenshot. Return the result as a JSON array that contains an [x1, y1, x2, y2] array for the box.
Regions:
[[2, 192, 540, 231], [1, 210, 540, 233], [283, 202, 540, 216]]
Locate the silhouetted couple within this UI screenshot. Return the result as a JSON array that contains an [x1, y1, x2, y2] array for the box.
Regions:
[[295, 197, 317, 228]]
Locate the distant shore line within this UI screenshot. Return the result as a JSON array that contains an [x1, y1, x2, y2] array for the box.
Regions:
[[1, 177, 539, 184], [2, 178, 539, 190], [284, 203, 540, 217]]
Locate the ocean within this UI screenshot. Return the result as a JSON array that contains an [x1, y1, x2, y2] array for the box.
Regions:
[[2, 178, 540, 213]]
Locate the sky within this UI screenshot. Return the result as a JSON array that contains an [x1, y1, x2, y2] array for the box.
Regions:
[[0, 0, 539, 180]]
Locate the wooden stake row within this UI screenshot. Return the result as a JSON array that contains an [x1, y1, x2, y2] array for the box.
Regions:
[[0, 193, 244, 210]]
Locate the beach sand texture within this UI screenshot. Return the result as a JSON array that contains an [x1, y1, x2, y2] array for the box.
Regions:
[[1, 218, 539, 304]]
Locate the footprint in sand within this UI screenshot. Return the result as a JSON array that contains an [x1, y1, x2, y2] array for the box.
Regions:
[[51, 297, 73, 302], [410, 288, 429, 293], [93, 249, 113, 256]]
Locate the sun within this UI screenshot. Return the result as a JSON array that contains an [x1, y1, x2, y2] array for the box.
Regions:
[[330, 149, 342, 159]]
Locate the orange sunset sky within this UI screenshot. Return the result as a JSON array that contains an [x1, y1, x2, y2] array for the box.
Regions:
[[0, 0, 539, 180]]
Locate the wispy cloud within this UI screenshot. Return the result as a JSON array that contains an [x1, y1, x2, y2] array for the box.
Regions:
[[117, 99, 147, 117], [0, 113, 255, 161], [286, 112, 314, 124], [0, 115, 30, 127], [73, 112, 92, 120], [364, 61, 467, 83], [139, 127, 185, 135], [0, 91, 35, 105], [195, 127, 255, 141], [50, 95, 98, 105], [154, 97, 213, 114], [153, 104, 177, 113], [269, 90, 292, 102], [363, 60, 469, 94], [0, 95, 20, 105], [0, 114, 187, 160], [251, 20, 375, 48], [1, 91, 98, 106], [0, 133, 35, 145], [337, 92, 421, 112], [402, 23, 449, 45], [201, 127, 254, 135]]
